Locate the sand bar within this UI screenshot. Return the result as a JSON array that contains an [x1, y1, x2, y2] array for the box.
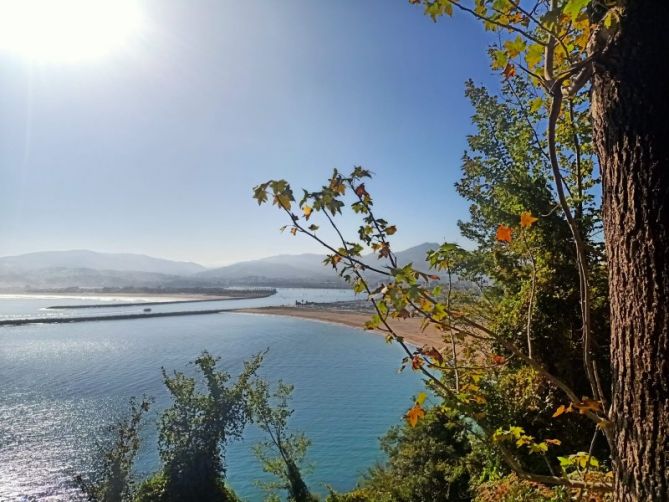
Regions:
[[234, 306, 446, 348]]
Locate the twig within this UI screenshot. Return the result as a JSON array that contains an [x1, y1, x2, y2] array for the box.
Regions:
[[520, 230, 537, 359], [442, 0, 547, 46], [576, 427, 600, 501]]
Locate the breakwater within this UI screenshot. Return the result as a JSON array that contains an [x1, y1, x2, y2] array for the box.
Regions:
[[46, 298, 231, 310], [44, 291, 276, 310], [0, 308, 230, 326]]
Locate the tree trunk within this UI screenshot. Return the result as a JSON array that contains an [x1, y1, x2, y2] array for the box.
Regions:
[[591, 1, 669, 500]]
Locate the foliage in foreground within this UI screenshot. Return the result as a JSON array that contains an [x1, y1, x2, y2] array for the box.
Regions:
[[352, 407, 472, 501], [76, 397, 152, 502], [248, 379, 317, 501], [253, 2, 617, 492], [78, 351, 313, 502], [130, 351, 263, 501]]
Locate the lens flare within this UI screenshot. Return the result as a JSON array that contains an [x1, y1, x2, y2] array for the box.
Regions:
[[0, 0, 143, 63]]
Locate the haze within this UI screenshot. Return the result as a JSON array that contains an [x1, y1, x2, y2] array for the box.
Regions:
[[0, 0, 493, 266]]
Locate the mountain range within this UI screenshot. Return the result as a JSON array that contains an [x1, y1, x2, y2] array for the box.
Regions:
[[0, 243, 440, 290]]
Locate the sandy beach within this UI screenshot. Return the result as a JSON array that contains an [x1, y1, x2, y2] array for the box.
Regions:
[[235, 306, 446, 348]]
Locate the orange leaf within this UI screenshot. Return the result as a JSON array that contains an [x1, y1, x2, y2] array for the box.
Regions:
[[290, 227, 297, 236], [406, 403, 425, 427], [411, 354, 424, 370], [573, 398, 603, 414], [496, 224, 513, 242], [552, 404, 566, 417], [503, 63, 516, 79], [520, 211, 539, 228], [422, 346, 444, 364], [491, 354, 506, 365], [354, 183, 369, 198], [545, 438, 562, 446]]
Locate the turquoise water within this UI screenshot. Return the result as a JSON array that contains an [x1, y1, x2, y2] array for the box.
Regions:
[[0, 291, 422, 501]]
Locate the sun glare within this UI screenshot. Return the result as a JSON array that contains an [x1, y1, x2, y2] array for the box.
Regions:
[[0, 0, 142, 63]]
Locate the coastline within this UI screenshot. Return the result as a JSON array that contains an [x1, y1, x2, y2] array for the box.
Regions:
[[233, 306, 445, 348], [0, 299, 445, 349]]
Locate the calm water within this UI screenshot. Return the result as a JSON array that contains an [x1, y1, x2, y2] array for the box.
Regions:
[[0, 288, 359, 321], [0, 290, 421, 501]]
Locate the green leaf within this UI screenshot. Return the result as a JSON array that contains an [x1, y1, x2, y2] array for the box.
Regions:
[[425, 0, 452, 20], [530, 97, 543, 113], [525, 43, 543, 69], [503, 36, 526, 58], [252, 183, 269, 204], [273, 192, 293, 210], [491, 49, 508, 70], [563, 0, 589, 22]]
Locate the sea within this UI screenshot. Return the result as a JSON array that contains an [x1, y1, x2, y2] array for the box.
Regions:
[[0, 289, 422, 501]]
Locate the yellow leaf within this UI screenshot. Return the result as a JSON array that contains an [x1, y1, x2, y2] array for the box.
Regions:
[[302, 205, 313, 219], [416, 392, 427, 405], [520, 211, 539, 228], [290, 227, 297, 236]]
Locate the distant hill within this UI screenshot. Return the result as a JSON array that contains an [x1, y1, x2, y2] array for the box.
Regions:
[[0, 267, 190, 290], [0, 250, 207, 290], [196, 253, 344, 288], [0, 244, 443, 290], [198, 242, 441, 287], [0, 250, 206, 276]]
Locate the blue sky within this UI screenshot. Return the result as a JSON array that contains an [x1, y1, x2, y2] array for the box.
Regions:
[[0, 0, 496, 266]]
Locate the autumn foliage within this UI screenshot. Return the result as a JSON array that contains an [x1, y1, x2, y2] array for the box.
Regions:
[[253, 1, 622, 497]]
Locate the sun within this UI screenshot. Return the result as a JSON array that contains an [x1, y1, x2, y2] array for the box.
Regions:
[[0, 0, 143, 63]]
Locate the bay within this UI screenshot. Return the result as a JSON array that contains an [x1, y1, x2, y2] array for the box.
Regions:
[[0, 290, 421, 501]]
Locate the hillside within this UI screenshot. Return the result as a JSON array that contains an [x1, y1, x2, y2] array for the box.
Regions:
[[0, 244, 442, 290], [0, 250, 205, 275], [198, 242, 441, 287]]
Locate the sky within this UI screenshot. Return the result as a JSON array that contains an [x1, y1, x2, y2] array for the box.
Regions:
[[0, 0, 497, 267]]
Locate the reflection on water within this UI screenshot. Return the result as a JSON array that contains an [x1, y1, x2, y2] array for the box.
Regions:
[[0, 291, 421, 501]]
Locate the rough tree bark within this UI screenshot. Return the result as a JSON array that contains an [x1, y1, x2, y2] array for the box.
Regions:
[[591, 1, 669, 499]]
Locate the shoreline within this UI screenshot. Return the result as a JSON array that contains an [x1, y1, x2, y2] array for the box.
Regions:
[[232, 306, 445, 348], [0, 302, 446, 349]]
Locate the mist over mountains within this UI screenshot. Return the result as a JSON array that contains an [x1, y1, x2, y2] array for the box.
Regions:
[[0, 243, 440, 290]]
